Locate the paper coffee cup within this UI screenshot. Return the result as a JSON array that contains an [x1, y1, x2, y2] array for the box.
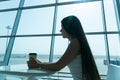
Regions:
[[29, 53, 37, 60]]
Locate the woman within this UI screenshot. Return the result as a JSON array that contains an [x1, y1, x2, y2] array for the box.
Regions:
[[27, 15, 101, 80]]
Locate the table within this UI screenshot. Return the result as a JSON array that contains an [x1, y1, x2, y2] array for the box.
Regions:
[[0, 64, 56, 80]]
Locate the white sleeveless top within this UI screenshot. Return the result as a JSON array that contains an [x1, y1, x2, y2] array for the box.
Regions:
[[68, 54, 82, 80]]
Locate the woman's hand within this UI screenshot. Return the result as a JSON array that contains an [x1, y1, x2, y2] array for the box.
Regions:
[[27, 57, 41, 69]]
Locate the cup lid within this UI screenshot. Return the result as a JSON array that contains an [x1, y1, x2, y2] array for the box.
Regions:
[[29, 53, 37, 55]]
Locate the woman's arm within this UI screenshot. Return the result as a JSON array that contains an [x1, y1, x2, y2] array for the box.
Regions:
[[27, 39, 80, 71]]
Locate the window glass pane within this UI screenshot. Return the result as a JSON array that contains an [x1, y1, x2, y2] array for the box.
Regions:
[[53, 36, 68, 61], [24, 0, 55, 7], [87, 35, 106, 56], [0, 11, 16, 36], [9, 37, 51, 64], [17, 7, 54, 35], [0, 38, 10, 63], [108, 34, 120, 66], [56, 1, 103, 33], [104, 0, 118, 31], [0, 11, 16, 63], [86, 35, 107, 75], [0, 0, 20, 9], [0, 38, 6, 53], [108, 34, 120, 57]]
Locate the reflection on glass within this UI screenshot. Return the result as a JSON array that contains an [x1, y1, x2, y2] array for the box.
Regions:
[[56, 1, 103, 33], [17, 7, 54, 35]]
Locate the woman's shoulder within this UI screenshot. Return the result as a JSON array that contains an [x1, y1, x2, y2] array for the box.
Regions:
[[69, 38, 80, 50]]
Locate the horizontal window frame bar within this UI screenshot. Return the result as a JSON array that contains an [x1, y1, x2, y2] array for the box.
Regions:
[[0, 34, 61, 38], [0, 0, 9, 2], [0, 31, 120, 38], [0, 0, 101, 12]]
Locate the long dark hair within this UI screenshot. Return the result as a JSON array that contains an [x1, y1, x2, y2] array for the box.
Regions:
[[61, 15, 100, 80]]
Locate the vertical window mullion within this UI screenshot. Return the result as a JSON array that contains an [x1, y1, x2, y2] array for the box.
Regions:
[[101, 0, 110, 65], [3, 0, 25, 66], [49, 0, 58, 63]]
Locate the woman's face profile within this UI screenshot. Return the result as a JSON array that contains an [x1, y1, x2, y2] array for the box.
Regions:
[[60, 26, 69, 38]]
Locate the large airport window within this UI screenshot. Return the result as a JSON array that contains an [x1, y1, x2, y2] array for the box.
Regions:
[[0, 0, 119, 79]]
